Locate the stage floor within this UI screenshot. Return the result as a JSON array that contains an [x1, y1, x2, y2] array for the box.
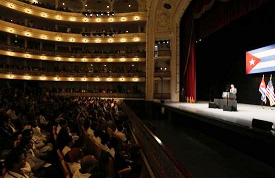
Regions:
[[162, 101, 275, 128]]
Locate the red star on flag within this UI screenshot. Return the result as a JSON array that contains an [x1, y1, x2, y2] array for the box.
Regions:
[[246, 52, 261, 74]]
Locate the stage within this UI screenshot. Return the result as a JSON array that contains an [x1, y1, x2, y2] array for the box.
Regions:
[[160, 101, 275, 129]]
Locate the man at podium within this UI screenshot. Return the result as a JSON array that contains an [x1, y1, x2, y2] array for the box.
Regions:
[[230, 84, 237, 95], [222, 84, 237, 100], [211, 84, 238, 111]]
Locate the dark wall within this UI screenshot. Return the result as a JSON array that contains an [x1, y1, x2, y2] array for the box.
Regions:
[[196, 1, 275, 105]]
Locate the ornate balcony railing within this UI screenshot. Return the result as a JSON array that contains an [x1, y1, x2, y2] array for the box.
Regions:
[[0, 19, 145, 43], [52, 92, 145, 98], [155, 50, 171, 57], [154, 71, 171, 77], [0, 44, 146, 61], [0, 68, 146, 77], [121, 101, 191, 178], [153, 93, 171, 99], [0, 0, 146, 23]]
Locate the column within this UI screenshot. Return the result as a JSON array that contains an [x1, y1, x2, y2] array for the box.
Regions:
[[7, 35, 11, 45], [55, 24, 58, 32], [55, 43, 58, 51], [110, 0, 114, 11], [138, 25, 141, 33], [24, 39, 28, 48], [170, 23, 179, 102], [24, 19, 28, 26], [145, 21, 155, 101], [40, 42, 43, 50], [55, 0, 59, 9]]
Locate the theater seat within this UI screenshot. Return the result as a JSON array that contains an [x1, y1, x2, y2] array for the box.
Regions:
[[57, 149, 64, 160], [106, 127, 113, 138], [103, 156, 132, 178], [61, 160, 71, 178]]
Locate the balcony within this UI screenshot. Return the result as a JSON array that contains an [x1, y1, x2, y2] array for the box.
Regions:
[[153, 93, 171, 99], [0, 44, 146, 62], [154, 50, 171, 58], [154, 71, 171, 78], [0, 19, 146, 43], [0, 0, 147, 23], [0, 68, 145, 78], [53, 92, 145, 98]]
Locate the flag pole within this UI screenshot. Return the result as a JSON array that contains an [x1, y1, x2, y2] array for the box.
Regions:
[[270, 74, 273, 110], [261, 74, 265, 109]]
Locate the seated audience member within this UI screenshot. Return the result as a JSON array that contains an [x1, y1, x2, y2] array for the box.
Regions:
[[21, 129, 52, 157], [31, 119, 50, 142], [56, 118, 68, 134], [115, 125, 127, 142], [64, 148, 83, 175], [19, 137, 46, 171], [73, 155, 98, 178], [4, 148, 30, 178], [31, 120, 53, 152], [108, 137, 133, 171], [61, 135, 75, 157], [38, 111, 49, 127], [19, 138, 58, 178], [99, 133, 112, 155], [56, 126, 71, 150], [98, 150, 116, 178], [83, 120, 95, 138], [1, 115, 18, 136]]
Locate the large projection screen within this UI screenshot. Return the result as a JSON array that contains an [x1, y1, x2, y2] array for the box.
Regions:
[[246, 44, 275, 74]]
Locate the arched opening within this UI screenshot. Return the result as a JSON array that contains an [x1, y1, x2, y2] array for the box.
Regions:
[[180, 0, 275, 104], [113, 0, 138, 13], [58, 0, 83, 12], [86, 0, 111, 11]]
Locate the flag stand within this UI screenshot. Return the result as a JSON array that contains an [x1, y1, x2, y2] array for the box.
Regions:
[[261, 101, 264, 109]]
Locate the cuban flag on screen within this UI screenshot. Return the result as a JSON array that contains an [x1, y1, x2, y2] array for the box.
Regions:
[[246, 44, 275, 74], [259, 76, 267, 104]]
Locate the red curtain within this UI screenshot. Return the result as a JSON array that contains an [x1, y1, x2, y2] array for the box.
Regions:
[[183, 40, 196, 100], [181, 0, 271, 102]]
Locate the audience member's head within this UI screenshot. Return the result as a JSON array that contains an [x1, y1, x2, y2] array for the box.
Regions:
[[100, 133, 109, 145], [59, 119, 68, 128], [21, 129, 33, 139], [80, 155, 98, 173], [67, 148, 83, 163], [5, 148, 26, 171], [83, 119, 91, 131], [117, 125, 124, 132], [108, 137, 119, 150], [20, 137, 33, 150]]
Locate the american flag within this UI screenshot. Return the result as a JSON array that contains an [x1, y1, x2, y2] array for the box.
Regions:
[[266, 76, 275, 106]]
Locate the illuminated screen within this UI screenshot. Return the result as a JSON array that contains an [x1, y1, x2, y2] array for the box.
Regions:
[[246, 44, 275, 74]]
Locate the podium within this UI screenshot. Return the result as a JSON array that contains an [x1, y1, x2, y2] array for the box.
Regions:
[[222, 92, 236, 100], [209, 92, 237, 111]]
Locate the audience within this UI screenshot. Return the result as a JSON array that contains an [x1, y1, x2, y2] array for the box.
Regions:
[[0, 86, 142, 178]]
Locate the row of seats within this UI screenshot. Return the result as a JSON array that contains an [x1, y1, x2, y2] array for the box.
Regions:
[[53, 126, 71, 178], [81, 126, 132, 178]]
